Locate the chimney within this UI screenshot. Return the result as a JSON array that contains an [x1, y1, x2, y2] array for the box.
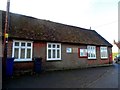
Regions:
[[90, 27, 91, 30]]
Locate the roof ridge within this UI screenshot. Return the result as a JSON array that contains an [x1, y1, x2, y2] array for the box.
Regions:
[[1, 10, 93, 31]]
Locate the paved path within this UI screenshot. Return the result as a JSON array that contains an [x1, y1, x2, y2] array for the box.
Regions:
[[3, 64, 119, 88]]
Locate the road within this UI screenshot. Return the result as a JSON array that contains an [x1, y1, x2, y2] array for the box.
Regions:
[[87, 63, 118, 88], [2, 63, 119, 89]]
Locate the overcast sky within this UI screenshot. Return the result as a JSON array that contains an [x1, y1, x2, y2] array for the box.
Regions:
[[0, 0, 119, 52]]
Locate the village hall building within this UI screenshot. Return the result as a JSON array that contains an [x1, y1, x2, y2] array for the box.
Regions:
[[1, 10, 113, 72]]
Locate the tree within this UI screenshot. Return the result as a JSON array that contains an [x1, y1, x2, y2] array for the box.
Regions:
[[114, 40, 120, 49]]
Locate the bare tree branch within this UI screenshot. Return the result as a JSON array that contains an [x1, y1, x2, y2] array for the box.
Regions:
[[114, 40, 120, 49]]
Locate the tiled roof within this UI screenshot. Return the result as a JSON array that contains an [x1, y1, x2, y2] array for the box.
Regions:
[[2, 11, 112, 46]]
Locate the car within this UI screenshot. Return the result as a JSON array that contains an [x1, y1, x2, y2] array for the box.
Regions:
[[114, 54, 120, 63]]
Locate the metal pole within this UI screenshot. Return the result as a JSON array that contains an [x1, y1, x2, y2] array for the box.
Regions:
[[118, 2, 120, 54]]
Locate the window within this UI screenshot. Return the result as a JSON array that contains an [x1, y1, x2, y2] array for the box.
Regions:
[[66, 48, 72, 53], [47, 43, 61, 60], [79, 48, 87, 57], [12, 40, 33, 61], [87, 46, 96, 59], [100, 47, 108, 59]]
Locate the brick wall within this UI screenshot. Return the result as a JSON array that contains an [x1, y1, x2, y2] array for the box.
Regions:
[[14, 61, 34, 70], [5, 40, 112, 71], [43, 44, 112, 71], [13, 42, 46, 71]]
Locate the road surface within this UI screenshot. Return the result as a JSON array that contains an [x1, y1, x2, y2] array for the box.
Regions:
[[3, 63, 119, 88]]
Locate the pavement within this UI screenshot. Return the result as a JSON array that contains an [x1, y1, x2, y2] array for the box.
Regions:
[[2, 64, 118, 89]]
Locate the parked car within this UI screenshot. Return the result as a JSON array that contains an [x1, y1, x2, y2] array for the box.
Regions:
[[114, 54, 120, 63]]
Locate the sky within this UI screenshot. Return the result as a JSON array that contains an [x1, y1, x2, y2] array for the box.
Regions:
[[0, 0, 119, 52]]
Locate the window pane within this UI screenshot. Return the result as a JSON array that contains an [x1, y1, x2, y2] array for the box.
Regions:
[[87, 46, 96, 59], [48, 49, 51, 58], [90, 47, 92, 50], [48, 44, 51, 48], [88, 53, 90, 57], [27, 49, 31, 58], [14, 48, 19, 59], [57, 45, 60, 48], [88, 47, 89, 50], [21, 42, 25, 46], [91, 53, 93, 57], [53, 45, 56, 48], [53, 50, 56, 58], [27, 43, 31, 47], [20, 49, 25, 59], [15, 42, 19, 46], [101, 54, 103, 57], [80, 52, 83, 56], [101, 47, 108, 58], [57, 50, 60, 58]]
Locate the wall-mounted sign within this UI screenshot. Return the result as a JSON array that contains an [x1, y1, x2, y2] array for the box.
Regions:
[[66, 48, 72, 53]]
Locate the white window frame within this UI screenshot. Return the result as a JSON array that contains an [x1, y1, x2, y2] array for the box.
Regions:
[[87, 46, 96, 59], [12, 40, 33, 61], [100, 47, 108, 59], [47, 43, 61, 61]]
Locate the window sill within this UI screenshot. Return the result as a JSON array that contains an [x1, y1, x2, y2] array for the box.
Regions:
[[101, 58, 108, 60], [14, 59, 33, 62], [46, 59, 62, 62], [14, 60, 34, 63], [79, 56, 87, 58], [88, 58, 97, 60]]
